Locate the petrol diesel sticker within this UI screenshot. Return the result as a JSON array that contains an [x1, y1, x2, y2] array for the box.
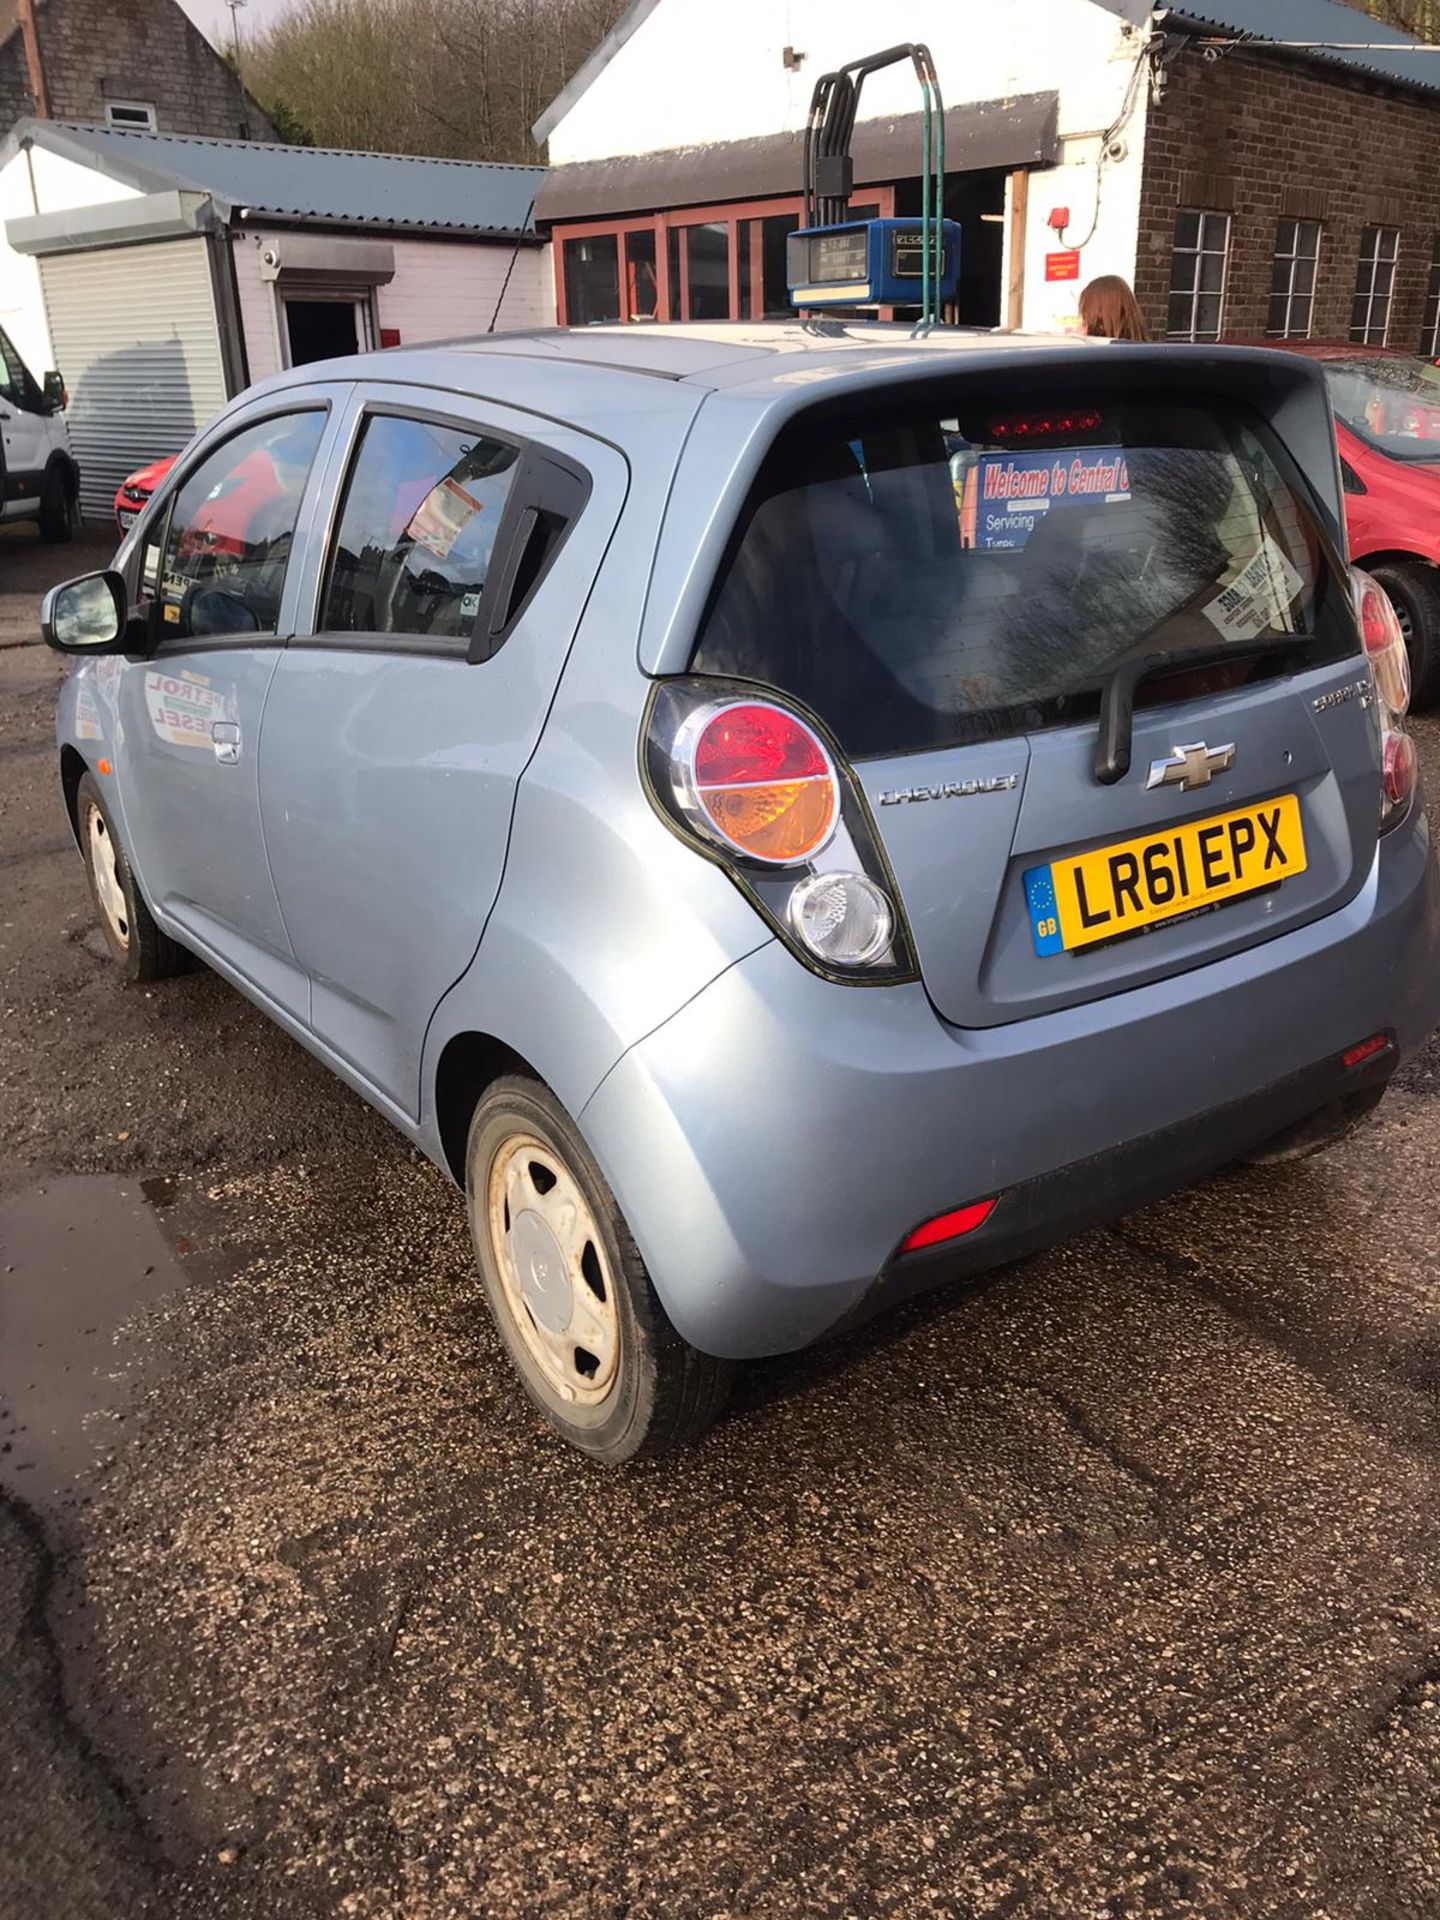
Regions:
[[144, 670, 226, 750]]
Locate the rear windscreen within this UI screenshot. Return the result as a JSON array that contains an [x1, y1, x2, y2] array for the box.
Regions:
[[691, 393, 1356, 758]]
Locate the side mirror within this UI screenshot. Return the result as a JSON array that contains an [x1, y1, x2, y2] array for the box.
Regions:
[[42, 370, 66, 413], [41, 570, 131, 654]]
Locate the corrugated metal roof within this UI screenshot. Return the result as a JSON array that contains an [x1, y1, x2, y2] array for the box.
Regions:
[[1165, 0, 1440, 98], [9, 122, 544, 237]]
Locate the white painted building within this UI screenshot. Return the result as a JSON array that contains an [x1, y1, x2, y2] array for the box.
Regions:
[[0, 120, 549, 516], [532, 0, 1154, 334]]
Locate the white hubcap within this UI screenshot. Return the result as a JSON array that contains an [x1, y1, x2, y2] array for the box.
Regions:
[[85, 801, 129, 948], [487, 1134, 619, 1407]]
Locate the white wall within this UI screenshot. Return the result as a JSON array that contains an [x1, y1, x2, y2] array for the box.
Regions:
[[0, 146, 140, 376], [231, 228, 554, 390], [545, 0, 1152, 330]]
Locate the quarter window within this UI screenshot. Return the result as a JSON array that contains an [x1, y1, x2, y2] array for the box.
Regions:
[[1267, 218, 1321, 338], [156, 411, 325, 641], [1351, 226, 1399, 345], [1166, 211, 1230, 342], [1422, 243, 1440, 358], [320, 413, 520, 644]]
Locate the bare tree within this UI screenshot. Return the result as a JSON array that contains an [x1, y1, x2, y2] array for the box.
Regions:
[[1347, 0, 1440, 39], [245, 0, 630, 159]]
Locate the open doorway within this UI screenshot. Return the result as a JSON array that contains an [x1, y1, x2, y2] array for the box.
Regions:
[[283, 297, 365, 366]]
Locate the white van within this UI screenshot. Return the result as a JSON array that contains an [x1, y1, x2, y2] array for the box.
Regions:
[[1, 325, 79, 542]]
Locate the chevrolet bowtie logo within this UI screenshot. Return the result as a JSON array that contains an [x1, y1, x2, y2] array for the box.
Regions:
[[1145, 741, 1236, 792]]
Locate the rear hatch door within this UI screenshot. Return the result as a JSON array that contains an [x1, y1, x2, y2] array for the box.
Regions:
[[691, 359, 1379, 1027]]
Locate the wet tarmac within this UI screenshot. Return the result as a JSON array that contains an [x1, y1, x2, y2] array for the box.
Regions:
[[4, 526, 1440, 1917]]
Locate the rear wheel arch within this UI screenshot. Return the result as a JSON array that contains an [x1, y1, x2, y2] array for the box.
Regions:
[[1352, 548, 1440, 574], [433, 1030, 544, 1186]]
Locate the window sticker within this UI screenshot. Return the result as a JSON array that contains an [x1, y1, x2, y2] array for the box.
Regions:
[[405, 476, 487, 561], [1201, 533, 1304, 641], [144, 670, 227, 750], [957, 448, 1131, 551]]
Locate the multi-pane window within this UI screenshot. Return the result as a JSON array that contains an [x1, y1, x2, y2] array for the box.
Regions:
[[1267, 219, 1322, 338], [1350, 226, 1400, 345], [1422, 243, 1440, 358], [1166, 210, 1230, 341]]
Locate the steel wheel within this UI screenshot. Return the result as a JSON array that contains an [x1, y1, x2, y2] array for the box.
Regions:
[[486, 1131, 620, 1407], [84, 797, 130, 950]]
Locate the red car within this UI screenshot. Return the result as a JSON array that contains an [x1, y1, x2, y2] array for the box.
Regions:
[[1259, 344, 1440, 704], [113, 454, 175, 534]]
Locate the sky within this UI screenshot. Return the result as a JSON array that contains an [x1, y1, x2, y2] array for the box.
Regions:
[[178, 0, 297, 61]]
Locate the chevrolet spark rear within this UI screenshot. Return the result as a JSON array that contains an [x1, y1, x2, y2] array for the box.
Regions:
[[49, 328, 1440, 1465], [578, 339, 1440, 1411]]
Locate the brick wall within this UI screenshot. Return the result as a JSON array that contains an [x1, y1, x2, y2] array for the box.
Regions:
[[1136, 45, 1440, 347], [0, 0, 276, 143]]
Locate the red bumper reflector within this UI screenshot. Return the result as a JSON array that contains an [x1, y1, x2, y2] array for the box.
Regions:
[[1342, 1032, 1392, 1070], [900, 1197, 997, 1255]]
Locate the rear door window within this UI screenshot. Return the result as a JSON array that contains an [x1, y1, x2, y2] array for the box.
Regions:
[[692, 393, 1355, 758], [320, 412, 520, 646]]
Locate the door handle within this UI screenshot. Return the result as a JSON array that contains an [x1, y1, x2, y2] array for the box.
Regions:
[[211, 720, 242, 765]]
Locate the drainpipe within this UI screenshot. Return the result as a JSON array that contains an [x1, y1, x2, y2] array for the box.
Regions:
[[15, 0, 51, 118]]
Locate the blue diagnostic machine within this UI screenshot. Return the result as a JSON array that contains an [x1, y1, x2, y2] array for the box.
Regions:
[[789, 42, 954, 330], [786, 216, 962, 310]]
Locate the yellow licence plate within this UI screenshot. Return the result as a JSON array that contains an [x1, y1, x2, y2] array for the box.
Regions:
[[1024, 793, 1307, 956]]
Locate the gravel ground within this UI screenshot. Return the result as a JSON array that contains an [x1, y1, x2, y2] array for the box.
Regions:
[[4, 518, 1440, 1919]]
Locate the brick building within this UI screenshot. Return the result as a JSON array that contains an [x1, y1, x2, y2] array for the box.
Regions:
[[533, 0, 1440, 354], [1135, 15, 1440, 350], [0, 0, 276, 144]]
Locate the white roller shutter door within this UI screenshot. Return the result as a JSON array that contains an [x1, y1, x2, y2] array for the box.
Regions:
[[40, 238, 228, 521]]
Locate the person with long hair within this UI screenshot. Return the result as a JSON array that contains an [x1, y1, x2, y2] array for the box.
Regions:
[[1078, 274, 1150, 340]]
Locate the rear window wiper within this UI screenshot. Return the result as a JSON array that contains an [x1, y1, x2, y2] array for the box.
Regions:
[[1093, 632, 1311, 785]]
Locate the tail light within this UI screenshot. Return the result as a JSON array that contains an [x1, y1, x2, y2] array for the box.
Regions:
[[646, 680, 915, 982], [679, 701, 838, 864], [1352, 568, 1414, 829]]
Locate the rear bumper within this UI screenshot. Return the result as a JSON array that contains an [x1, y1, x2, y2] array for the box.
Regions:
[[581, 804, 1440, 1360]]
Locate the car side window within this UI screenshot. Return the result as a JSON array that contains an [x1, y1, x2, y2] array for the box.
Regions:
[[156, 410, 326, 643], [0, 329, 26, 407], [319, 413, 520, 645]]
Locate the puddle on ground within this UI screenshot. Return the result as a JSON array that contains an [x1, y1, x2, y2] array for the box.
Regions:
[[0, 1176, 190, 1515]]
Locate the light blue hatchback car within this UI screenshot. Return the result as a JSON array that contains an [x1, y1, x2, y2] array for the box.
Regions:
[[44, 323, 1440, 1459]]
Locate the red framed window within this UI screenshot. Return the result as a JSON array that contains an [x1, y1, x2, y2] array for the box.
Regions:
[[553, 188, 896, 327]]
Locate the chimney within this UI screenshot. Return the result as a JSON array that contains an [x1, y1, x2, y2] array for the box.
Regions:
[[15, 0, 51, 117]]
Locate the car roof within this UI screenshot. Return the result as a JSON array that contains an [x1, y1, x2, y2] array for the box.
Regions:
[[244, 322, 1337, 476], [257, 320, 1116, 413]]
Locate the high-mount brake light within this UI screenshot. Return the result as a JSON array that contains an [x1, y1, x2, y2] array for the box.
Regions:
[[678, 701, 839, 865], [986, 409, 1103, 442], [1351, 568, 1415, 827]]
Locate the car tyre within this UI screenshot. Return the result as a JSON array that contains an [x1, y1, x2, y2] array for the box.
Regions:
[[38, 464, 76, 544], [465, 1075, 733, 1462], [76, 772, 188, 983], [1371, 562, 1440, 709]]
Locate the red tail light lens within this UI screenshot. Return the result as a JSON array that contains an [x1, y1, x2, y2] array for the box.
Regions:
[[899, 1198, 997, 1254], [1384, 729, 1416, 808], [1351, 568, 1415, 829], [1357, 576, 1411, 717], [681, 701, 839, 865]]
